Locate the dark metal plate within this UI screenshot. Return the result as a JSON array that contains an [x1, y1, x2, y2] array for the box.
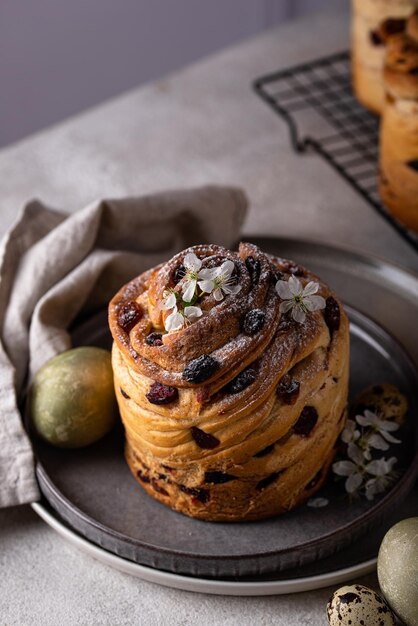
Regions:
[[32, 238, 418, 578]]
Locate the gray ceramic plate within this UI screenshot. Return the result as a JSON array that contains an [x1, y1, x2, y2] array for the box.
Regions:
[[32, 237, 418, 579], [30, 491, 418, 595]]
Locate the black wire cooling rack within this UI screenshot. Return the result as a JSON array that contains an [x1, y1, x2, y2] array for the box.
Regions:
[[253, 50, 418, 254]]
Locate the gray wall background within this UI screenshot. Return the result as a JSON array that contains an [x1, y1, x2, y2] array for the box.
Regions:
[[0, 0, 343, 147]]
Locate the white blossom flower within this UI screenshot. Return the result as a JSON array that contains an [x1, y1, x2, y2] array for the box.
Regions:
[[275, 276, 326, 324], [198, 260, 241, 301], [182, 252, 203, 302], [364, 457, 397, 501], [163, 304, 203, 332], [356, 410, 401, 451], [333, 403, 402, 500], [341, 419, 361, 445], [333, 443, 365, 494]]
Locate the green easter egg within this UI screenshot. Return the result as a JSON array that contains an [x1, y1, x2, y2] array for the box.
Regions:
[[378, 517, 418, 626], [30, 347, 117, 448]]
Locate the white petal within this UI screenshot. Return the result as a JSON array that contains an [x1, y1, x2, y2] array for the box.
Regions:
[[379, 420, 400, 432], [347, 443, 364, 464], [304, 295, 326, 312], [279, 300, 293, 314], [182, 279, 196, 303], [275, 280, 293, 300], [365, 480, 378, 500], [333, 460, 356, 476], [292, 305, 306, 324], [341, 422, 355, 444], [363, 447, 372, 461], [356, 414, 374, 427], [307, 497, 329, 508], [288, 275, 302, 296], [368, 433, 389, 451], [365, 459, 386, 477], [346, 472, 363, 493], [184, 306, 203, 321], [198, 279, 215, 293], [184, 252, 201, 272], [302, 281, 319, 297], [341, 430, 352, 444], [219, 259, 235, 277], [213, 288, 224, 301], [364, 409, 379, 423], [198, 267, 219, 280], [366, 457, 396, 477], [165, 310, 184, 332], [387, 456, 397, 469], [160, 292, 176, 310], [168, 293, 177, 308], [381, 430, 401, 444], [224, 283, 241, 295], [341, 420, 360, 444]]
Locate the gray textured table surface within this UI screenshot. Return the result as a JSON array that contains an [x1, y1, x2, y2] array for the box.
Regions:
[[1, 7, 417, 626]]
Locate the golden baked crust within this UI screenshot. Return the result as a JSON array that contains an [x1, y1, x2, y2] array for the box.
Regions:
[[108, 243, 349, 521], [352, 58, 386, 114], [379, 156, 418, 232], [351, 0, 417, 113], [379, 10, 418, 232]]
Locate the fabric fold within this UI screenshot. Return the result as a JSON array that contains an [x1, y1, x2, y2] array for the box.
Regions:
[[0, 185, 247, 508]]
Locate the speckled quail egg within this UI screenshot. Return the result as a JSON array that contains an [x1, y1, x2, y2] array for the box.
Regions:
[[378, 517, 418, 626], [352, 383, 408, 424], [326, 584, 396, 626]]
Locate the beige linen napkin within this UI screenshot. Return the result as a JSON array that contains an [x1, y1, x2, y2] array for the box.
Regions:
[[0, 185, 247, 508]]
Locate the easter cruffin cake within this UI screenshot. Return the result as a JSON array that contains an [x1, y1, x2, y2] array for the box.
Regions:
[[108, 242, 349, 521]]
